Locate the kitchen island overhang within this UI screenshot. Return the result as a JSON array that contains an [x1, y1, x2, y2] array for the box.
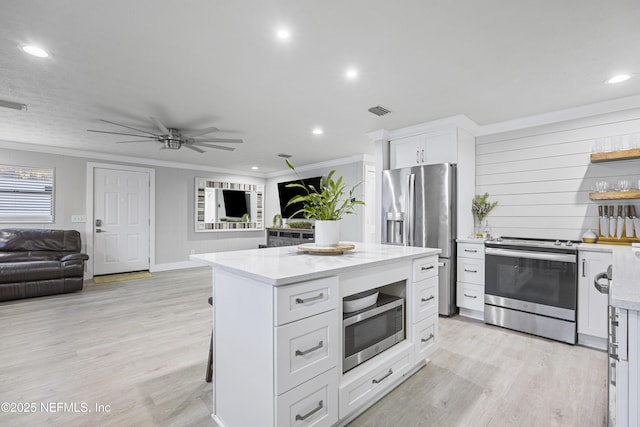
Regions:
[[192, 242, 441, 427]]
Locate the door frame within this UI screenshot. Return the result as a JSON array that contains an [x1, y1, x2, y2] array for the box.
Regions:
[[85, 162, 155, 278]]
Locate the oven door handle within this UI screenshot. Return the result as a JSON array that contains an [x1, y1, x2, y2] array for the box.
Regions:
[[485, 247, 576, 263]]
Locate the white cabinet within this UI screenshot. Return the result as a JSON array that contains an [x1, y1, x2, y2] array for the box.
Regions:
[[390, 129, 457, 169], [411, 256, 439, 361], [456, 240, 485, 320], [577, 249, 611, 350]]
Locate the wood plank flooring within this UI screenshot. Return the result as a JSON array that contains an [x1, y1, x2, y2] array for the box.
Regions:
[[0, 268, 606, 426]]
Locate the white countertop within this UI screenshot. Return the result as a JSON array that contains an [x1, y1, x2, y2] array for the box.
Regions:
[[190, 242, 441, 286], [611, 244, 640, 311]]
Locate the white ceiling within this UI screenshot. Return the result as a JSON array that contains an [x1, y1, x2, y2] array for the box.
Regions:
[[1, 0, 640, 174]]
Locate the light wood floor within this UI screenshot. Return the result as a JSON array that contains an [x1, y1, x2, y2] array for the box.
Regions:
[[0, 268, 606, 426]]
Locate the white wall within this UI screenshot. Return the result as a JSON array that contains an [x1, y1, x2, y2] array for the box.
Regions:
[[0, 146, 266, 272], [476, 108, 640, 241], [265, 160, 367, 242]]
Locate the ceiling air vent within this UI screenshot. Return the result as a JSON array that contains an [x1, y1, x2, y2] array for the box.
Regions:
[[367, 105, 390, 116]]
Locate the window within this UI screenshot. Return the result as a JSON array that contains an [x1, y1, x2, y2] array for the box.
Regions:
[[0, 165, 54, 223]]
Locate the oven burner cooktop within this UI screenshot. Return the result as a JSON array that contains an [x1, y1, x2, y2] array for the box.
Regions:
[[485, 236, 579, 253]]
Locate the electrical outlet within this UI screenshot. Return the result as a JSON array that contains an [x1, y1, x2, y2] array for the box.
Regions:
[[190, 249, 196, 255]]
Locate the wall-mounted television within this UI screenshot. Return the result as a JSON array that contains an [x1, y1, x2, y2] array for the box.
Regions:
[[277, 176, 322, 219]]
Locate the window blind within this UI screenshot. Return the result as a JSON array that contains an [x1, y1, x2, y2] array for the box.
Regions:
[[0, 165, 54, 223]]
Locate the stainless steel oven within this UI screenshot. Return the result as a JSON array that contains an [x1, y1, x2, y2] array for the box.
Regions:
[[484, 237, 578, 344], [343, 294, 404, 372]]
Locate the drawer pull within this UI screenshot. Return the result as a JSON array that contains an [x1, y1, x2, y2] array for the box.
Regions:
[[421, 295, 435, 302], [464, 249, 478, 253], [295, 293, 324, 304], [421, 333, 435, 343], [295, 400, 323, 421], [421, 265, 435, 271], [295, 341, 324, 356], [464, 268, 478, 273], [372, 368, 393, 384], [463, 293, 477, 299]]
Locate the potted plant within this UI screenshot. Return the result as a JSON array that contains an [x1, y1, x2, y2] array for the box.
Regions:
[[284, 159, 364, 246], [471, 193, 498, 238]]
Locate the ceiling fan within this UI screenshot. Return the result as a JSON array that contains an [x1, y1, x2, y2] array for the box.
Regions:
[[87, 117, 243, 153]]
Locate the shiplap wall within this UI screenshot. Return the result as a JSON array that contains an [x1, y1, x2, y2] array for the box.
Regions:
[[476, 108, 640, 241]]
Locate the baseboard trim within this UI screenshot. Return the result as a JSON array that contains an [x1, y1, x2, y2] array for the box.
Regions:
[[150, 260, 208, 272]]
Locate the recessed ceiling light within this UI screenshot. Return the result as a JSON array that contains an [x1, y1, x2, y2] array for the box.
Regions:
[[345, 68, 358, 79], [251, 166, 259, 170], [607, 74, 631, 84], [312, 128, 323, 135], [276, 28, 291, 41], [20, 44, 49, 58]]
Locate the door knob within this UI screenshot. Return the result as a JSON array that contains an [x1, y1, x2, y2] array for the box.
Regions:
[[95, 219, 103, 226], [96, 229, 104, 233]]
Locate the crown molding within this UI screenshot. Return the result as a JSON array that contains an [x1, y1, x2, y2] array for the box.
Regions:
[[0, 139, 266, 178], [477, 94, 640, 136], [265, 154, 372, 179]]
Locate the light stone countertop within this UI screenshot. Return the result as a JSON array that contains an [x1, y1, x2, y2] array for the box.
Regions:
[[611, 244, 640, 311], [191, 242, 441, 286]]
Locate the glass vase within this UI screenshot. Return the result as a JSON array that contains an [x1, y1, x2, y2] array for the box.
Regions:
[[473, 217, 483, 238]]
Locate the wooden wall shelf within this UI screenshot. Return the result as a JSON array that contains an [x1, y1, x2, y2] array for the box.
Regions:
[[591, 149, 640, 163], [590, 190, 640, 200]]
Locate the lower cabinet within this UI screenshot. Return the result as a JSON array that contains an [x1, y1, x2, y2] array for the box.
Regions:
[[339, 349, 412, 417], [414, 314, 438, 362], [577, 249, 611, 350], [456, 240, 485, 320], [276, 368, 339, 427]]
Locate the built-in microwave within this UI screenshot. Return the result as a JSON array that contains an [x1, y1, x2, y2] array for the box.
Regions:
[[343, 293, 404, 372]]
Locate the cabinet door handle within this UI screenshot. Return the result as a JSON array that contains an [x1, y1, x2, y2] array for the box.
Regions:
[[295, 400, 323, 421], [582, 259, 586, 278], [295, 341, 323, 356], [464, 268, 478, 273], [421, 295, 435, 302], [421, 333, 435, 343], [464, 293, 477, 299], [295, 293, 324, 304], [416, 150, 420, 164], [421, 265, 434, 271], [464, 249, 478, 253], [421, 149, 425, 163], [372, 368, 393, 384]]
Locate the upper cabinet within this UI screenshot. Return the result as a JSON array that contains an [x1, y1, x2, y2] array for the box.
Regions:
[[390, 128, 457, 169]]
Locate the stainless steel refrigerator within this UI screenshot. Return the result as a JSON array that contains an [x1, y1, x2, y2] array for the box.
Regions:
[[381, 163, 457, 316]]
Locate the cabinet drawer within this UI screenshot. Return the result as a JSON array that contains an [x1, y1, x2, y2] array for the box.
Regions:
[[275, 310, 339, 395], [339, 350, 412, 417], [456, 258, 484, 285], [414, 315, 438, 362], [412, 277, 438, 324], [276, 368, 338, 427], [457, 242, 484, 260], [412, 256, 438, 282], [456, 283, 484, 312], [275, 276, 339, 325]]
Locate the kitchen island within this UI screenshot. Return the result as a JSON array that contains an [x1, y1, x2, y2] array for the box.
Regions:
[[192, 242, 441, 427]]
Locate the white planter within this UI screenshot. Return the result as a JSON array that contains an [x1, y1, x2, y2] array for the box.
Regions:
[[315, 220, 340, 246]]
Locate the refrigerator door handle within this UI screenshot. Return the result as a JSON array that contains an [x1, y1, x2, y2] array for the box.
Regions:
[[407, 173, 415, 246]]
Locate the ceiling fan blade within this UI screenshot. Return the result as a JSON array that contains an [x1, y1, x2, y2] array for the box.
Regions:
[[191, 138, 243, 144], [98, 119, 158, 136], [182, 126, 219, 138], [150, 117, 170, 134], [88, 129, 158, 139], [183, 144, 206, 153], [191, 143, 235, 152], [115, 140, 157, 143]]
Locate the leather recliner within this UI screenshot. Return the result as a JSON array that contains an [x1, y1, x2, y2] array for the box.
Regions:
[[0, 229, 89, 302]]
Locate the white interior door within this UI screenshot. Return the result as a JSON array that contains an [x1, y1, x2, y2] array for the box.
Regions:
[[93, 168, 150, 275]]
